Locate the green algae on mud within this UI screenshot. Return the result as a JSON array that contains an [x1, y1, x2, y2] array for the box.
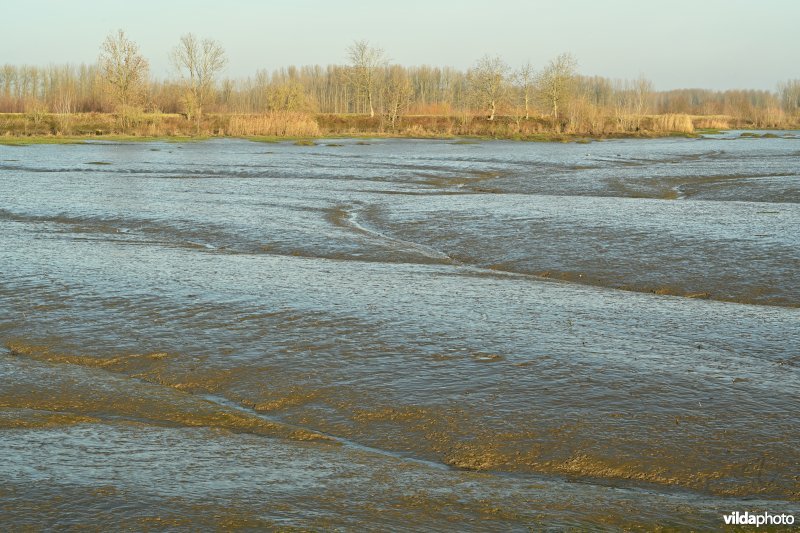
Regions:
[[0, 129, 703, 147], [0, 136, 89, 146], [0, 134, 211, 146], [696, 128, 727, 135]]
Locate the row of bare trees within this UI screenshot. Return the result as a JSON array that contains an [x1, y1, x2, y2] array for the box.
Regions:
[[97, 30, 226, 126], [1, 31, 798, 129], [467, 53, 580, 121]]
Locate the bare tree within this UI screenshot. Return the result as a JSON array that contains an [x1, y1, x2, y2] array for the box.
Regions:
[[611, 79, 634, 130], [346, 40, 386, 117], [266, 81, 315, 112], [632, 75, 653, 129], [382, 65, 413, 130], [171, 33, 227, 122], [98, 30, 149, 113], [537, 53, 577, 120], [512, 61, 535, 119], [54, 88, 74, 133], [778, 79, 800, 115], [468, 55, 509, 121]]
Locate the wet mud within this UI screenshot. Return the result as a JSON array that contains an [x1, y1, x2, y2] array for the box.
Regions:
[[1, 134, 798, 529]]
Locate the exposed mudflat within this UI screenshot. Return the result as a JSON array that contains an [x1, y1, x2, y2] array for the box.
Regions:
[[1, 133, 798, 529]]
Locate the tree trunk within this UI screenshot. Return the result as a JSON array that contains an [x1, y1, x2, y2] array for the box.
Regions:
[[489, 99, 496, 121]]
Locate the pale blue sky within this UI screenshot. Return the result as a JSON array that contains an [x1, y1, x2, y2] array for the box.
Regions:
[[1, 0, 798, 90]]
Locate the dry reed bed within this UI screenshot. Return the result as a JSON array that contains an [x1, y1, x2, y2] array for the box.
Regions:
[[2, 112, 798, 140]]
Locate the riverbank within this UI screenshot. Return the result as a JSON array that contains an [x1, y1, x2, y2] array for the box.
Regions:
[[0, 132, 691, 146], [3, 111, 797, 145]]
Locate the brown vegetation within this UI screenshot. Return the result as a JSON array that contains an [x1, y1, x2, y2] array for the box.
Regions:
[[0, 36, 798, 140], [227, 112, 320, 137], [5, 110, 780, 142]]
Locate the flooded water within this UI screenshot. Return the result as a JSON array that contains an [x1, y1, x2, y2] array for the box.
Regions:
[[1, 133, 798, 529]]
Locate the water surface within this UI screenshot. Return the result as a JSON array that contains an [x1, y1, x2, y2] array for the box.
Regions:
[[1, 134, 798, 529]]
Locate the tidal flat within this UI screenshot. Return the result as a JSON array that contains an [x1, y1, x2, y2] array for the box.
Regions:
[[1, 133, 798, 529]]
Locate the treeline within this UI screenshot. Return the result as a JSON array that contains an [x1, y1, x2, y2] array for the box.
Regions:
[[1, 33, 799, 136]]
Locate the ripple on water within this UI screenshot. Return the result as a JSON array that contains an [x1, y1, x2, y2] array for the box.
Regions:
[[1, 137, 798, 528]]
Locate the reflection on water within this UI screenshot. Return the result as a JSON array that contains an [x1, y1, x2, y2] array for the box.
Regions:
[[1, 135, 798, 529]]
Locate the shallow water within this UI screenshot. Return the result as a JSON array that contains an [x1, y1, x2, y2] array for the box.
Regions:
[[1, 134, 798, 529]]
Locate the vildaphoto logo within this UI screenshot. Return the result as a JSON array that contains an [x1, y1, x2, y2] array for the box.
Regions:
[[723, 511, 795, 527]]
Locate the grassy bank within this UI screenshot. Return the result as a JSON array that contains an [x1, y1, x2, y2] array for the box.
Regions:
[[1, 111, 797, 145]]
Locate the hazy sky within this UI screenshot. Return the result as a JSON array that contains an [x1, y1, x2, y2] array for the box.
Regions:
[[2, 0, 798, 90]]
